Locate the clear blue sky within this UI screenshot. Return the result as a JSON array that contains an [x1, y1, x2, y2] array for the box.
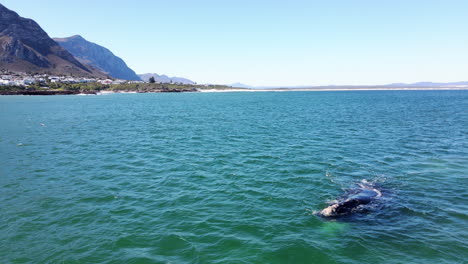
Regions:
[[3, 0, 468, 86]]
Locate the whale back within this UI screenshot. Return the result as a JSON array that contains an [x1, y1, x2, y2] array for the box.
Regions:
[[318, 184, 381, 217]]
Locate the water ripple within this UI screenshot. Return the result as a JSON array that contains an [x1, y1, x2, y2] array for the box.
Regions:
[[0, 91, 467, 263]]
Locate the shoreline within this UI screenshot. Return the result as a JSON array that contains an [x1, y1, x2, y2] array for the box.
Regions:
[[1, 87, 467, 95], [0, 88, 196, 96], [199, 87, 468, 93]]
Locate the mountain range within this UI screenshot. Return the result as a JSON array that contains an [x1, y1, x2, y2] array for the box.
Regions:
[[1, 3, 466, 86], [0, 4, 104, 77], [53, 35, 140, 80], [138, 73, 195, 84], [0, 3, 194, 82]]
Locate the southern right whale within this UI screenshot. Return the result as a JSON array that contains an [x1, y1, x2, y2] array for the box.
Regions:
[[317, 182, 382, 217]]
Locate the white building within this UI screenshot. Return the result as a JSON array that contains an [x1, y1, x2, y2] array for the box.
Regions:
[[0, 79, 14, 85], [99, 79, 113, 84], [49, 76, 60, 83]]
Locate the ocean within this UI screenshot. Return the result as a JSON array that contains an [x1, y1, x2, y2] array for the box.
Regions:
[[1, 91, 467, 263]]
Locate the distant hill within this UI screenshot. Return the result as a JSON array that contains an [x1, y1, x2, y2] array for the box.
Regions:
[[0, 4, 104, 77], [138, 73, 195, 84], [384, 81, 468, 87], [228, 81, 468, 89], [229, 82, 253, 88], [54, 35, 140, 80]]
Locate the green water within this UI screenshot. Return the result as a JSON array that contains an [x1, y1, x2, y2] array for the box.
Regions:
[[1, 91, 467, 263]]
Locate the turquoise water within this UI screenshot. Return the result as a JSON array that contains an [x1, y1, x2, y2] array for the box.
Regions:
[[0, 91, 467, 263]]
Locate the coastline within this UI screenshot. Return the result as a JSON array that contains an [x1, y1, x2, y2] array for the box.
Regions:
[[1, 87, 467, 95], [199, 87, 468, 93], [0, 90, 96, 95], [0, 88, 197, 96]]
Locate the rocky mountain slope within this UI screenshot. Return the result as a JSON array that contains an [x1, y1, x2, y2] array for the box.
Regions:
[[0, 4, 104, 77], [54, 35, 140, 80]]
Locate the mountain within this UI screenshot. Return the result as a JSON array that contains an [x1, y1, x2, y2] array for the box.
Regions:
[[138, 73, 195, 84], [54, 35, 140, 80], [0, 4, 104, 77], [229, 82, 253, 88]]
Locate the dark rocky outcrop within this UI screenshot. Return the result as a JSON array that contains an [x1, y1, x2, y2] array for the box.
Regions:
[[54, 35, 140, 81], [0, 3, 105, 77], [0, 90, 96, 95]]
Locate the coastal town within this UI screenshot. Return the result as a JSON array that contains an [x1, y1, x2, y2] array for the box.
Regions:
[[0, 71, 237, 95], [0, 71, 144, 87]]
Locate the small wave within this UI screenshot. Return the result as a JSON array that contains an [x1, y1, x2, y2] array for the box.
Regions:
[[358, 180, 382, 197]]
